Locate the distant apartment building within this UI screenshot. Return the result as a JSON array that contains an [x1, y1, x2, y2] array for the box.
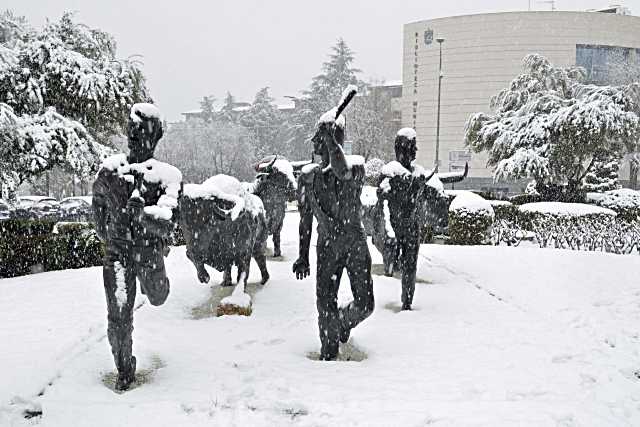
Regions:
[[402, 7, 640, 191]]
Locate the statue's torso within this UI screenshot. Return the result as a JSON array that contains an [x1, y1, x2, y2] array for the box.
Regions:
[[302, 163, 364, 235], [94, 154, 175, 243], [380, 162, 428, 233]]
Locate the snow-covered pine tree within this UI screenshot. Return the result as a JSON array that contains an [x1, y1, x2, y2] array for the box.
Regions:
[[239, 87, 285, 159], [288, 39, 364, 159], [583, 151, 621, 192], [350, 82, 396, 161], [464, 54, 640, 196]]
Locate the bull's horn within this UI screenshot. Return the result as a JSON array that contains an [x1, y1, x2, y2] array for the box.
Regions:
[[439, 162, 469, 184]]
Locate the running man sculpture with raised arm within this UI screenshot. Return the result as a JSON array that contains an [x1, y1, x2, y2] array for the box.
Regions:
[[293, 87, 375, 361]]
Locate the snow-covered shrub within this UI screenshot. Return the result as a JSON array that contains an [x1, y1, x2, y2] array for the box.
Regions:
[[364, 157, 385, 185], [0, 219, 103, 278], [448, 192, 495, 245], [491, 200, 519, 223], [582, 153, 621, 192], [587, 189, 640, 221]]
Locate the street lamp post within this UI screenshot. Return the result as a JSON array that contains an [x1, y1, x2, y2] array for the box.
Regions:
[[434, 37, 445, 171]]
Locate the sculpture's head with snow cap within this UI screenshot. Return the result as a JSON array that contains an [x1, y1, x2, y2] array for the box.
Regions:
[[310, 85, 357, 165], [311, 108, 346, 160], [127, 103, 164, 163], [395, 128, 417, 170]]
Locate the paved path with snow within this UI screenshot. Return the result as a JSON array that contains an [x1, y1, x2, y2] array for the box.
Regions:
[[1, 212, 640, 426]]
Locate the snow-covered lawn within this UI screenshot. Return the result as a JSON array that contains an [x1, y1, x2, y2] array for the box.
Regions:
[[1, 212, 640, 426]]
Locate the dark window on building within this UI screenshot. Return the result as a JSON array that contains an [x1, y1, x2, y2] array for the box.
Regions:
[[576, 44, 638, 85]]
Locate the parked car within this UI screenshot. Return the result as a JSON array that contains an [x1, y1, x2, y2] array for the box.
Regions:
[[0, 199, 13, 220], [59, 196, 93, 222], [16, 196, 60, 220]]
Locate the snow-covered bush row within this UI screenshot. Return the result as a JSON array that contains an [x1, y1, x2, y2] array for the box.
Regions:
[[448, 192, 495, 245], [490, 200, 640, 254], [0, 219, 103, 278]]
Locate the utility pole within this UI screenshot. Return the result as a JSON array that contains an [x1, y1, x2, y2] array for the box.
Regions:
[[434, 37, 445, 171]]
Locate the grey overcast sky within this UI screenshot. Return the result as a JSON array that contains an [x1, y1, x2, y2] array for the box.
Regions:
[[5, 1, 640, 120]]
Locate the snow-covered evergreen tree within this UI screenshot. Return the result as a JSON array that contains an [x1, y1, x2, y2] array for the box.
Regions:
[[0, 11, 150, 197], [288, 39, 364, 159], [350, 83, 396, 161], [583, 151, 621, 192], [239, 87, 285, 159], [464, 54, 640, 193]]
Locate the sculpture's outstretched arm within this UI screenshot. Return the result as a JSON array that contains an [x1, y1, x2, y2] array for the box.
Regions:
[[293, 174, 313, 279]]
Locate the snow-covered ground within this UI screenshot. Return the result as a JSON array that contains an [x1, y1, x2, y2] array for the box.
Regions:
[[1, 212, 640, 426]]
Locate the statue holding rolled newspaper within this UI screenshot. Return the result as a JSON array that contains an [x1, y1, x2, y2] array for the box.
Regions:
[[293, 86, 375, 361]]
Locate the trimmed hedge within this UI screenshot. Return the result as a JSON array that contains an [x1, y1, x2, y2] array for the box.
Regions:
[[448, 193, 495, 245], [0, 220, 104, 278]]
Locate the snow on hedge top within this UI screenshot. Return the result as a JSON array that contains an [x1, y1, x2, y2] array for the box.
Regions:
[[183, 174, 264, 220], [130, 103, 162, 123], [520, 202, 616, 217], [587, 189, 640, 210], [318, 107, 346, 129], [489, 200, 513, 207], [397, 128, 416, 140], [449, 191, 494, 216]]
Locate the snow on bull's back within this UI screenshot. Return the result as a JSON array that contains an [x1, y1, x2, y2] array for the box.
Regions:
[[520, 202, 616, 217], [449, 191, 494, 216], [183, 174, 265, 220]]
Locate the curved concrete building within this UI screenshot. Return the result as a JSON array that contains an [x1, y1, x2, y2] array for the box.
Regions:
[[402, 10, 640, 192]]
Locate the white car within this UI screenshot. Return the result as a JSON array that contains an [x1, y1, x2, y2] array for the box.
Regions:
[[17, 196, 60, 219], [59, 196, 93, 221]]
